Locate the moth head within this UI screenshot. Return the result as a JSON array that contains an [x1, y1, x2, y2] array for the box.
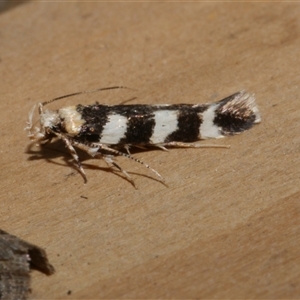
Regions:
[[25, 103, 60, 142], [39, 103, 60, 130], [25, 86, 127, 142]]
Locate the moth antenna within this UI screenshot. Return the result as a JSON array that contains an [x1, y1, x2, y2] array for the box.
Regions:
[[42, 86, 135, 106]]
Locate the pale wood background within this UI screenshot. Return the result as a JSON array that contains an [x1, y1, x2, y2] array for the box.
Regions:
[[0, 2, 300, 298]]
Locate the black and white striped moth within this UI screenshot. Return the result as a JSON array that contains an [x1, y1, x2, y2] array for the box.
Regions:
[[26, 88, 261, 185]]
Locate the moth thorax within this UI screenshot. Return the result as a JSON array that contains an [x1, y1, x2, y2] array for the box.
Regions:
[[58, 106, 85, 136]]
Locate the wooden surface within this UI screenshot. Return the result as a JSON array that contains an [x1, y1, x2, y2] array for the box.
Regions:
[[1, 2, 300, 298]]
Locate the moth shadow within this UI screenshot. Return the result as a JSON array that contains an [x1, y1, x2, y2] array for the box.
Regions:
[[25, 140, 165, 186]]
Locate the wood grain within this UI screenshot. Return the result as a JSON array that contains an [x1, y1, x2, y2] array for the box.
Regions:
[[0, 2, 299, 298]]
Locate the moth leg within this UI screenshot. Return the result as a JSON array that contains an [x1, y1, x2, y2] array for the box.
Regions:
[[103, 155, 136, 188], [74, 143, 100, 158], [70, 141, 137, 187], [161, 141, 230, 149], [124, 144, 131, 155], [48, 131, 87, 183], [27, 135, 52, 153], [133, 145, 148, 150], [154, 145, 169, 151], [124, 144, 148, 155], [90, 142, 165, 183]]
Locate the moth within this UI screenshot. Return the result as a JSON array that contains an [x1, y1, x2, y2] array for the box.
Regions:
[[26, 87, 261, 185]]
